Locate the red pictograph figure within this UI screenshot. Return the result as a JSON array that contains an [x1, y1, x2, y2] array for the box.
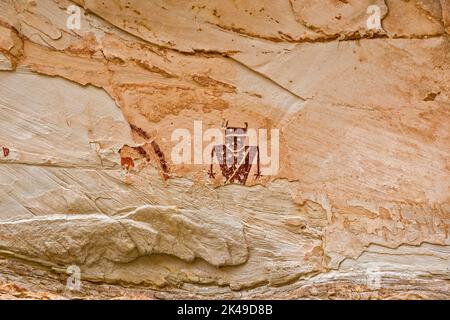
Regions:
[[208, 121, 260, 185]]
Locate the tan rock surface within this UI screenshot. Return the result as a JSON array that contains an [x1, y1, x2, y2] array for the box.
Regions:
[[0, 0, 449, 299]]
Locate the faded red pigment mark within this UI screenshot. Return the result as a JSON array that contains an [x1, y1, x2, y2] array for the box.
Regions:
[[120, 156, 134, 170], [2, 147, 9, 157], [127, 123, 170, 180]]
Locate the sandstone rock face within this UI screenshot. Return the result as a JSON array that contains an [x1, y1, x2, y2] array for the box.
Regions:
[[0, 0, 449, 299]]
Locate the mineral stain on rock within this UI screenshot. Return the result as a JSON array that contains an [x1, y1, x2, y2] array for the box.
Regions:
[[120, 156, 134, 170], [124, 123, 170, 179]]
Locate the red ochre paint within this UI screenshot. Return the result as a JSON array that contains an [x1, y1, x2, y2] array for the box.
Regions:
[[121, 156, 134, 169]]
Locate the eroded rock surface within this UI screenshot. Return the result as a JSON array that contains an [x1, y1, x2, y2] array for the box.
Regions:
[[0, 0, 449, 299]]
